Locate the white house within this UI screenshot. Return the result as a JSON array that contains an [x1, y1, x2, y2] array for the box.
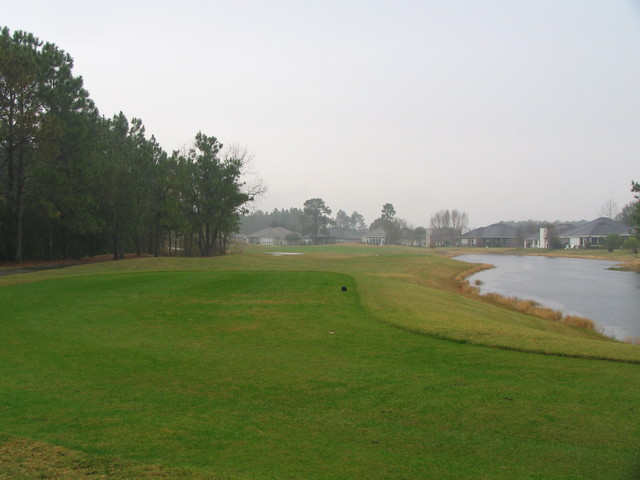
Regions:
[[523, 228, 549, 249]]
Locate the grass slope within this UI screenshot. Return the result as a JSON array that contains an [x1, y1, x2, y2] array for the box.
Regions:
[[1, 246, 639, 478]]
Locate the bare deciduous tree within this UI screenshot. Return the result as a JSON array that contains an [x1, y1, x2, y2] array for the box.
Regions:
[[429, 209, 469, 246], [597, 199, 619, 219], [450, 209, 469, 236], [223, 144, 266, 201]]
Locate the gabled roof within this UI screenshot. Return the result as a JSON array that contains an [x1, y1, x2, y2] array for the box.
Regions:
[[364, 227, 387, 238], [460, 223, 519, 239], [327, 227, 363, 240], [554, 223, 577, 235], [247, 226, 296, 238], [560, 218, 631, 238]]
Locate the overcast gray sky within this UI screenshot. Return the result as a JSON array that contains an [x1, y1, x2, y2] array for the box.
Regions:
[[4, 0, 640, 228]]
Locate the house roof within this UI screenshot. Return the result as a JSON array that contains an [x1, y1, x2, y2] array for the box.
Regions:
[[327, 227, 363, 240], [364, 227, 387, 238], [524, 224, 575, 240], [554, 223, 577, 235], [247, 226, 296, 238], [560, 217, 631, 238], [460, 223, 519, 239]]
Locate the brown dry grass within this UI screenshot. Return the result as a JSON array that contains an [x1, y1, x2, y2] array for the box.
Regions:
[[0, 437, 213, 480], [562, 315, 598, 330], [453, 262, 494, 283], [458, 281, 600, 335]]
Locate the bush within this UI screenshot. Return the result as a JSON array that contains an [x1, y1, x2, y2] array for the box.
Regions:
[[622, 237, 639, 254], [602, 234, 623, 252]]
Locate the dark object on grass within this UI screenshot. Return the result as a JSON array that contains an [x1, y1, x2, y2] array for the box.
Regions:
[[341, 286, 347, 292]]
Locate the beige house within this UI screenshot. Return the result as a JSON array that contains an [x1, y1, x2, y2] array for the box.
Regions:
[[246, 227, 298, 246], [362, 227, 387, 245]]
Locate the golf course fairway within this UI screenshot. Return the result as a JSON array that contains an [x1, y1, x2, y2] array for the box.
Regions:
[[1, 246, 638, 479]]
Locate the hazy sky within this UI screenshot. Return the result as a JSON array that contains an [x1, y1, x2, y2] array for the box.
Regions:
[[4, 1, 640, 228]]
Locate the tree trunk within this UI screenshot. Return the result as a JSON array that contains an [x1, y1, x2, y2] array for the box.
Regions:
[[113, 222, 120, 260], [48, 226, 54, 260], [14, 194, 24, 262], [153, 222, 161, 257], [13, 152, 25, 263]]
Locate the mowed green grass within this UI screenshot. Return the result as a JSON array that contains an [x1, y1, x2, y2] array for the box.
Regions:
[[1, 250, 639, 479]]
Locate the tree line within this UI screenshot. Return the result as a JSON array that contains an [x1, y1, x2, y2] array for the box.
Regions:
[[0, 27, 258, 262], [244, 189, 640, 250], [242, 200, 469, 247]]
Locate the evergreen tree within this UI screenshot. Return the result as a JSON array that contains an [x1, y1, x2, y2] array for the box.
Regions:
[[632, 181, 640, 236], [302, 198, 332, 241], [180, 133, 252, 256], [0, 27, 261, 261]]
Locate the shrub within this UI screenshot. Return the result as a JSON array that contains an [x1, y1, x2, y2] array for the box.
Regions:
[[602, 234, 623, 252], [622, 237, 639, 254]]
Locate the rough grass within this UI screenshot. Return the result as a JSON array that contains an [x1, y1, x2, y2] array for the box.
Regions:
[[477, 292, 598, 331], [0, 437, 210, 480]]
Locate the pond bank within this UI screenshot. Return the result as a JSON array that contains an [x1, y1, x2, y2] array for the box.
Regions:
[[437, 247, 640, 271], [456, 253, 640, 341]]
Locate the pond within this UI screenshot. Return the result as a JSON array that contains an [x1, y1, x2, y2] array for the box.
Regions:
[[456, 254, 640, 341]]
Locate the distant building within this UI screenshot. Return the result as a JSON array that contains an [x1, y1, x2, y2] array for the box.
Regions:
[[362, 227, 387, 245], [327, 228, 363, 244], [523, 224, 575, 249], [559, 217, 632, 248], [246, 226, 298, 246], [458, 223, 520, 247], [523, 229, 546, 249], [230, 233, 248, 244]]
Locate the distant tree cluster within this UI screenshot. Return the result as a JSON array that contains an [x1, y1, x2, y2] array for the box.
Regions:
[[0, 27, 258, 261], [334, 209, 366, 232], [429, 209, 468, 246], [631, 181, 640, 234], [242, 200, 427, 246], [241, 203, 367, 237], [239, 208, 304, 234], [368, 203, 427, 246], [595, 184, 640, 253]]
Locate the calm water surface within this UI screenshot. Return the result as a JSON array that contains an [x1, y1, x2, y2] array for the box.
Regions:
[[456, 254, 640, 341]]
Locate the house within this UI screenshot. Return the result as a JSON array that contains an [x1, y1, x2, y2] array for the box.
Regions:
[[523, 224, 575, 249], [362, 227, 387, 245], [398, 229, 428, 248], [230, 233, 247, 244], [246, 226, 298, 246], [399, 235, 427, 248], [327, 228, 363, 244], [458, 223, 520, 247], [523, 230, 545, 249], [300, 233, 332, 245], [559, 217, 632, 248]]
